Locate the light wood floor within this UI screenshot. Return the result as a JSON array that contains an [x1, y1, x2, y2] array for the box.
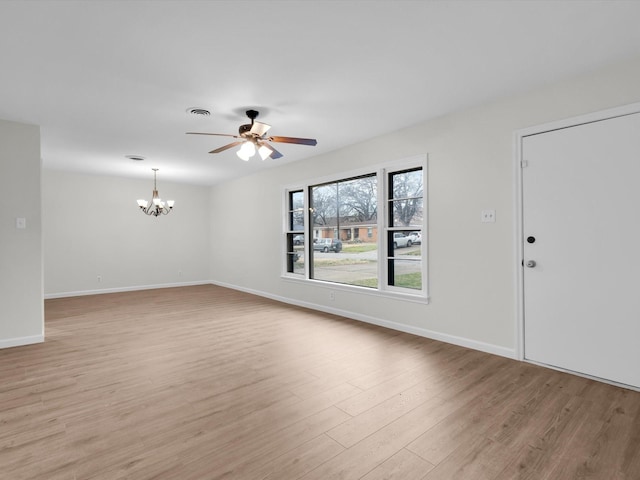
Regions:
[[1, 285, 639, 479]]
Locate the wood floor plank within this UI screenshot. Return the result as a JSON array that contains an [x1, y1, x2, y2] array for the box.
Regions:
[[0, 285, 638, 479], [406, 362, 549, 465], [326, 376, 448, 449], [359, 448, 434, 480], [235, 433, 345, 480], [336, 368, 434, 417], [421, 436, 520, 480], [179, 406, 351, 479]]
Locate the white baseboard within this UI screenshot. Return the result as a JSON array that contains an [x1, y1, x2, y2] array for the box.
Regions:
[[210, 280, 517, 360], [0, 334, 44, 349], [44, 280, 211, 299]]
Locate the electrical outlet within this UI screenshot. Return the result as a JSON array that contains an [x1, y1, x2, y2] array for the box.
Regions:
[[329, 291, 336, 301], [97, 275, 102, 283], [481, 209, 496, 223]]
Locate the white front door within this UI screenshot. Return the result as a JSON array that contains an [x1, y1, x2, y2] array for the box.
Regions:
[[522, 112, 640, 389]]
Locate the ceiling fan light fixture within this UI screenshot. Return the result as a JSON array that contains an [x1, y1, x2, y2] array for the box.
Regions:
[[258, 144, 272, 160], [237, 141, 255, 161], [236, 150, 250, 161]]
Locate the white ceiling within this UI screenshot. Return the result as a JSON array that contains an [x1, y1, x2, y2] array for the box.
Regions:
[[1, 0, 640, 186]]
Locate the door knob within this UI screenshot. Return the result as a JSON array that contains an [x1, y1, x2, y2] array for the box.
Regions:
[[526, 260, 536, 268]]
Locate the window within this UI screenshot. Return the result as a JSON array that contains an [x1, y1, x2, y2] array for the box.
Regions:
[[387, 168, 423, 291], [284, 155, 427, 300], [285, 190, 305, 275], [310, 174, 378, 287]]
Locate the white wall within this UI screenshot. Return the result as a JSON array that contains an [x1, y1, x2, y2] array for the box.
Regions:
[[43, 170, 210, 297], [208, 56, 640, 358], [0, 119, 43, 348]]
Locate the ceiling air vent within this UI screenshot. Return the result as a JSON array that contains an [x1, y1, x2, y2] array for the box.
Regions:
[[187, 107, 211, 116]]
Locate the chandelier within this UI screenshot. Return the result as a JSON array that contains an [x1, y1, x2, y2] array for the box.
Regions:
[[136, 168, 174, 216]]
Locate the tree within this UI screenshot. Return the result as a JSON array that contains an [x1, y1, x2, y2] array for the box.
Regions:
[[311, 184, 336, 226], [309, 169, 422, 229], [391, 169, 423, 227], [338, 175, 377, 223]]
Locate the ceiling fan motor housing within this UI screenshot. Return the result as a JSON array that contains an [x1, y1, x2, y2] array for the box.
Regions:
[[239, 110, 260, 137], [239, 124, 252, 136]]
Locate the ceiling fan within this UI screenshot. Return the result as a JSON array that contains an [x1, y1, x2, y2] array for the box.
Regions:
[[186, 109, 317, 161]]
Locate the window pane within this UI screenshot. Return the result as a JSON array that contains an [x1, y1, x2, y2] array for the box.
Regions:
[[290, 190, 304, 210], [286, 233, 304, 275], [289, 190, 304, 231], [388, 258, 422, 290], [310, 175, 378, 288], [288, 252, 304, 275], [390, 199, 423, 228], [388, 231, 422, 256], [390, 169, 423, 200]]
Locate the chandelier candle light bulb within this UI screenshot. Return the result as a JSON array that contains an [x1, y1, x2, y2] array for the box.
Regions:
[[137, 168, 174, 217]]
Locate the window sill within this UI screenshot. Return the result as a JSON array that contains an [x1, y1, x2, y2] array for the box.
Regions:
[[281, 274, 430, 305]]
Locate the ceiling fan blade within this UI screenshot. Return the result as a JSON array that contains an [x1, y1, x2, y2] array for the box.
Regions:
[[186, 132, 239, 138], [269, 147, 283, 160], [268, 136, 317, 146], [250, 121, 271, 137], [258, 142, 283, 160], [209, 141, 244, 154]]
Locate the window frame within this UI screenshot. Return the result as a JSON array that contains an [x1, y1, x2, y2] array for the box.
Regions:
[[385, 166, 425, 294], [282, 154, 428, 303], [284, 189, 306, 276]]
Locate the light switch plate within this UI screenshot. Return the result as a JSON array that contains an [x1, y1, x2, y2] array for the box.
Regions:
[[16, 217, 26, 229]]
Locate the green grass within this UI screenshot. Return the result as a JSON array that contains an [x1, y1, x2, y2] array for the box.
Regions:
[[393, 272, 422, 289], [341, 244, 379, 254], [350, 278, 378, 288], [350, 272, 422, 289]]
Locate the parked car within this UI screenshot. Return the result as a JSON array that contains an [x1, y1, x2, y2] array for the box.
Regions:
[[293, 235, 305, 245], [407, 232, 422, 245], [313, 238, 343, 252], [393, 232, 412, 248]]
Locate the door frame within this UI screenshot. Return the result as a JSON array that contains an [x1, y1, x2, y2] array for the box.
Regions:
[[514, 101, 640, 362]]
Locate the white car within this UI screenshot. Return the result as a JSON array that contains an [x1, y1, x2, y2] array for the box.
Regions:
[[393, 232, 411, 248], [407, 232, 422, 245]]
